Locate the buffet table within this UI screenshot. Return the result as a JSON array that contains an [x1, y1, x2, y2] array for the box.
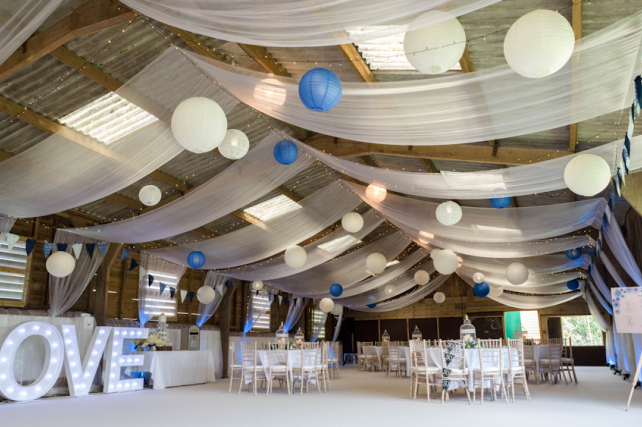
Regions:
[[128, 351, 216, 390]]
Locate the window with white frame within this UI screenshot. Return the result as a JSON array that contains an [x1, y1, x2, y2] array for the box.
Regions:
[[248, 292, 271, 330], [314, 309, 326, 341], [0, 238, 31, 306]]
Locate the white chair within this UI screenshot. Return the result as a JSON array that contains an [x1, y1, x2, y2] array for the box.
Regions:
[[228, 344, 243, 393], [472, 338, 508, 404], [439, 340, 471, 404], [523, 342, 538, 385], [329, 341, 340, 379], [267, 348, 291, 395], [316, 342, 330, 392], [238, 342, 266, 394], [562, 338, 578, 383], [539, 338, 566, 384], [292, 348, 321, 394], [409, 340, 441, 401], [505, 338, 531, 402]]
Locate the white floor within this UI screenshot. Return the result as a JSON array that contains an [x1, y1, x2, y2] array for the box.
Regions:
[[1, 365, 641, 426]]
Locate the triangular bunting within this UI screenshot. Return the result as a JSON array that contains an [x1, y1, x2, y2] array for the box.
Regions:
[[188, 291, 195, 303], [120, 247, 129, 261], [56, 243, 67, 252], [216, 284, 225, 295], [25, 239, 36, 256], [139, 266, 147, 281], [159, 282, 166, 295], [44, 241, 53, 259], [169, 287, 176, 299], [85, 243, 95, 259], [130, 258, 138, 271], [72, 243, 83, 259], [97, 242, 107, 257], [148, 274, 154, 287], [6, 233, 19, 251], [180, 290, 187, 303], [278, 295, 282, 305]]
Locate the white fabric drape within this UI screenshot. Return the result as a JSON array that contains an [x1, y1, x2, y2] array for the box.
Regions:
[[48, 230, 107, 317], [603, 209, 642, 285], [310, 303, 327, 343], [298, 136, 642, 199], [581, 281, 611, 332], [606, 329, 616, 365], [219, 210, 382, 281], [138, 253, 187, 326], [460, 254, 589, 276], [196, 272, 229, 327], [244, 290, 274, 333], [600, 252, 628, 288], [590, 268, 613, 304], [0, 214, 16, 233], [283, 296, 306, 333], [120, 0, 500, 47], [193, 13, 642, 145], [587, 278, 613, 315], [332, 311, 343, 342], [0, 1, 63, 65], [149, 182, 362, 268], [459, 267, 581, 294]]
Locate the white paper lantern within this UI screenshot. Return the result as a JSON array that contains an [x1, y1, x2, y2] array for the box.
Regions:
[[433, 292, 446, 303], [384, 284, 396, 295], [489, 286, 504, 297], [218, 129, 250, 160], [433, 249, 458, 274], [331, 303, 343, 316], [404, 11, 466, 74], [197, 286, 215, 304], [435, 201, 462, 226], [251, 280, 264, 291], [253, 78, 286, 107], [414, 270, 430, 286], [46, 251, 76, 278], [284, 246, 307, 269], [506, 262, 529, 285], [366, 252, 387, 275], [473, 272, 485, 284], [563, 153, 611, 196], [171, 97, 227, 153], [138, 185, 162, 206], [503, 10, 575, 79], [341, 212, 364, 233], [430, 248, 441, 259], [319, 298, 335, 313], [365, 184, 387, 202]]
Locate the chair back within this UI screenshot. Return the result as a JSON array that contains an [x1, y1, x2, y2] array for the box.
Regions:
[[547, 337, 563, 361], [523, 342, 534, 361], [563, 337, 574, 359], [478, 338, 503, 371], [301, 348, 318, 367], [241, 342, 258, 368], [269, 348, 288, 367], [506, 338, 524, 370], [330, 342, 339, 360], [439, 340, 466, 371], [409, 341, 425, 368]]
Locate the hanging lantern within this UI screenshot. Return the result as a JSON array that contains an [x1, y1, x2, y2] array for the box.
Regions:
[[218, 129, 250, 160], [366, 252, 387, 274], [490, 197, 512, 209], [489, 285, 504, 297], [404, 11, 466, 74], [473, 282, 490, 298], [567, 279, 580, 290], [275, 322, 288, 343], [366, 295, 378, 308], [411, 325, 423, 341], [460, 315, 476, 343], [430, 248, 441, 259], [341, 212, 364, 233], [365, 184, 387, 202], [563, 154, 611, 196], [433, 292, 446, 303], [433, 249, 458, 274], [171, 97, 227, 153], [197, 286, 215, 304], [46, 251, 76, 278], [565, 248, 582, 260], [273, 140, 299, 165], [138, 185, 162, 206], [473, 272, 485, 284], [381, 329, 390, 342], [253, 78, 287, 107], [298, 68, 342, 112], [284, 246, 307, 269], [187, 251, 206, 269], [414, 270, 430, 286], [384, 284, 396, 295], [503, 10, 575, 78], [331, 303, 343, 316], [319, 298, 335, 313], [251, 280, 264, 291], [506, 262, 529, 285], [294, 327, 305, 345], [435, 201, 462, 226], [329, 283, 343, 297]]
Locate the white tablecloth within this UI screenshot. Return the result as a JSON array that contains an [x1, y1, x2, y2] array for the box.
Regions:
[[371, 346, 411, 376], [532, 345, 549, 374], [256, 349, 322, 384], [128, 351, 216, 390]]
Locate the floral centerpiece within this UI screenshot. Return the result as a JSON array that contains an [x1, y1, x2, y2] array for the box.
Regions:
[[464, 336, 478, 349], [134, 332, 168, 351]]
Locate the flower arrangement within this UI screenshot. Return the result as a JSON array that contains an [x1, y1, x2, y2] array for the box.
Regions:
[[134, 332, 168, 351], [270, 343, 296, 350], [463, 335, 478, 349]]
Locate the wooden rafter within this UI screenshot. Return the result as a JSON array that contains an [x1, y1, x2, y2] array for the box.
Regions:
[[336, 44, 377, 83], [569, 0, 583, 153]]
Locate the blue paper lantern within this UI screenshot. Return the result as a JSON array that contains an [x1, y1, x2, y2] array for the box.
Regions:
[[473, 282, 490, 298], [187, 251, 206, 269], [567, 279, 580, 291], [366, 295, 377, 308], [367, 302, 378, 308], [565, 248, 582, 260], [273, 140, 298, 165], [489, 197, 512, 209], [298, 68, 342, 112], [330, 283, 343, 297]]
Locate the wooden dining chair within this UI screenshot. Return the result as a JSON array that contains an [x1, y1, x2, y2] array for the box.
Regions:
[[267, 348, 291, 395], [292, 348, 321, 394], [239, 342, 266, 394], [562, 338, 578, 383], [540, 337, 566, 384], [505, 338, 531, 402], [439, 340, 471, 404], [473, 338, 508, 404], [523, 341, 538, 385], [228, 344, 243, 393]]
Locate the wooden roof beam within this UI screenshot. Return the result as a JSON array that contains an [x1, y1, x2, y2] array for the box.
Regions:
[[569, 1, 583, 153], [337, 44, 377, 83]]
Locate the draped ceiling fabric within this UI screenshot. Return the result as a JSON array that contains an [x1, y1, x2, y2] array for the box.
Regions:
[[283, 296, 306, 333], [460, 254, 590, 276], [148, 182, 362, 269], [196, 272, 229, 327], [71, 133, 314, 243], [219, 211, 382, 281], [244, 290, 274, 333], [297, 136, 642, 199], [603, 208, 642, 286], [458, 267, 581, 294], [0, 215, 16, 233], [120, 0, 501, 47], [191, 12, 642, 145], [0, 46, 239, 218]]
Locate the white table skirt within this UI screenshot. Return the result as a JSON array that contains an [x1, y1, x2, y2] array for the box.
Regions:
[[255, 349, 322, 384], [128, 351, 216, 390], [371, 347, 411, 376]]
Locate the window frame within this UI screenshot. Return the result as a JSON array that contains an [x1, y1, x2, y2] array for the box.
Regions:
[[0, 236, 33, 308]]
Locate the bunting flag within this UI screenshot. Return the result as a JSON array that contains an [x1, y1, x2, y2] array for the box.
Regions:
[[180, 290, 187, 303], [85, 243, 95, 259], [25, 239, 36, 256], [120, 247, 130, 261], [169, 287, 176, 299], [130, 258, 139, 271], [6, 233, 19, 251], [0, 232, 4, 241], [139, 266, 147, 281], [188, 291, 195, 303], [159, 282, 166, 295], [56, 243, 67, 252], [72, 243, 83, 259], [216, 284, 225, 295], [97, 242, 107, 257], [623, 147, 631, 175], [278, 295, 282, 305], [148, 274, 154, 287], [44, 241, 53, 259]]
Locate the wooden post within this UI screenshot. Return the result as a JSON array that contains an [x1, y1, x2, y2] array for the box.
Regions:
[[188, 269, 194, 324], [118, 257, 131, 319], [94, 243, 123, 326], [220, 280, 240, 379], [240, 282, 248, 331]]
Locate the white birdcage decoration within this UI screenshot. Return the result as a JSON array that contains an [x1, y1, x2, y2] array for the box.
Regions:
[[276, 322, 288, 343], [381, 329, 390, 343], [294, 327, 305, 346], [460, 315, 476, 344], [412, 325, 422, 341]]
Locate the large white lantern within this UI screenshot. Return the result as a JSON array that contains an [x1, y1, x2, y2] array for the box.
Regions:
[[197, 286, 215, 304], [506, 262, 529, 285], [404, 11, 466, 74], [366, 252, 387, 274], [384, 284, 396, 295], [433, 249, 458, 274], [489, 285, 504, 297], [563, 153, 611, 196], [414, 270, 430, 286], [430, 248, 441, 259], [251, 280, 264, 291], [435, 201, 462, 226], [342, 212, 364, 233], [365, 184, 387, 202], [284, 246, 307, 269], [171, 97, 227, 153], [473, 272, 485, 284], [218, 129, 250, 160], [138, 185, 162, 206], [433, 292, 446, 303], [319, 298, 334, 313], [503, 10, 575, 79], [46, 251, 76, 278]]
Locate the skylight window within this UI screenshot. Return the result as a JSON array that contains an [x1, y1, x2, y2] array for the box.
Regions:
[[60, 92, 159, 144], [317, 235, 362, 253], [0, 238, 29, 304], [243, 195, 302, 222]]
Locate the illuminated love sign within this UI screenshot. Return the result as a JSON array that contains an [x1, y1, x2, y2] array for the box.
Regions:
[[0, 321, 148, 402]]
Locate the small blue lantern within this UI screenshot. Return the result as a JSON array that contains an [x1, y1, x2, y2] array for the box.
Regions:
[[489, 197, 512, 209], [367, 302, 377, 308], [567, 279, 580, 290], [273, 140, 298, 165], [187, 251, 206, 269], [330, 283, 343, 297], [298, 68, 342, 112], [366, 295, 377, 308], [473, 282, 490, 298], [565, 248, 582, 260]]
